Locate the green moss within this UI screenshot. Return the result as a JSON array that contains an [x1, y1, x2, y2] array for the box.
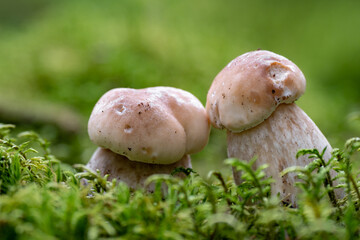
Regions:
[[1, 124, 360, 239]]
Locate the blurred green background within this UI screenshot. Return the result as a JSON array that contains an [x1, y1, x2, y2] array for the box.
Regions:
[[0, 0, 359, 176]]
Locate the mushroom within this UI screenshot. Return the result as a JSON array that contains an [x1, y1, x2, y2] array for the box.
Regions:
[[87, 148, 192, 191], [87, 86, 210, 190], [206, 50, 338, 205]]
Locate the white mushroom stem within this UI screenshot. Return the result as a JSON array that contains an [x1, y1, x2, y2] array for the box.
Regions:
[[87, 147, 192, 192], [227, 103, 340, 205]]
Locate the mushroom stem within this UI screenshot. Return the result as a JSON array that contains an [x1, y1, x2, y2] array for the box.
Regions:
[[227, 103, 338, 205], [87, 147, 191, 192]]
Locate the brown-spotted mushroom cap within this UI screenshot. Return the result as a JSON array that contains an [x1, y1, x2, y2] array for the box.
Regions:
[[88, 87, 210, 164], [206, 50, 306, 132]]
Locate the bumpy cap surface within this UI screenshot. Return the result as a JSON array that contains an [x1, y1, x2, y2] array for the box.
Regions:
[[206, 50, 306, 132], [88, 87, 210, 164]]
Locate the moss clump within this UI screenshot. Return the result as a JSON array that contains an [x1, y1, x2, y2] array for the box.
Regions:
[[0, 123, 360, 239]]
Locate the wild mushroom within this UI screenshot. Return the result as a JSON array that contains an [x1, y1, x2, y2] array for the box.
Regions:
[[206, 50, 338, 205], [87, 86, 210, 190]]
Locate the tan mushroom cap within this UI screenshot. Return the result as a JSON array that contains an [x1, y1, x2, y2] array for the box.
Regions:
[[88, 87, 210, 164], [206, 50, 306, 132]]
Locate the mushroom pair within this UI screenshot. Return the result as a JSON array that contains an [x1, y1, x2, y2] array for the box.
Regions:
[[206, 50, 339, 205], [87, 87, 210, 190], [87, 50, 338, 205]]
